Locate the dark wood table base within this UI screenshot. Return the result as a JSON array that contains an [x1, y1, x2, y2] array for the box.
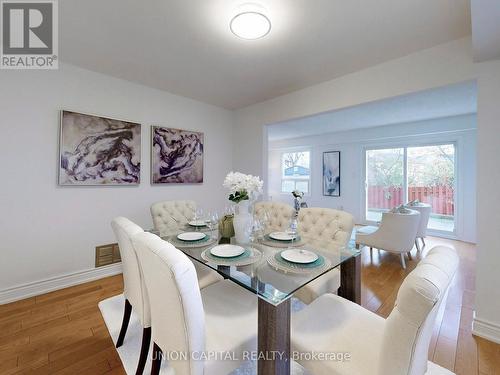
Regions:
[[258, 298, 291, 375], [338, 252, 361, 304]]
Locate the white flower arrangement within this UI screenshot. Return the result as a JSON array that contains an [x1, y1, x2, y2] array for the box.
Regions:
[[223, 172, 264, 203]]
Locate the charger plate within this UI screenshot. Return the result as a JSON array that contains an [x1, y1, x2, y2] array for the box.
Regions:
[[201, 247, 262, 266], [269, 232, 298, 241], [260, 234, 304, 248], [167, 235, 216, 248], [188, 220, 208, 227], [267, 250, 331, 275], [177, 232, 206, 241]]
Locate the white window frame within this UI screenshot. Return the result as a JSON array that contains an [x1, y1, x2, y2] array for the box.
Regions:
[[280, 149, 311, 196]]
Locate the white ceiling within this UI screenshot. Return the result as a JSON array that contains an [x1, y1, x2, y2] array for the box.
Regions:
[[60, 0, 471, 109], [268, 81, 477, 141], [471, 0, 500, 61]]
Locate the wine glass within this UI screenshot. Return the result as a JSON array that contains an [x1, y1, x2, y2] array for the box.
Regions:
[[194, 207, 204, 222], [207, 211, 219, 239], [287, 217, 298, 249]]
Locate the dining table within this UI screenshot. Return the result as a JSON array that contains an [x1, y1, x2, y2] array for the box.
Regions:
[[164, 224, 361, 375]]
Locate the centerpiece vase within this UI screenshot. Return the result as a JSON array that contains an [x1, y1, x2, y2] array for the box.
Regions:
[[233, 200, 252, 244]]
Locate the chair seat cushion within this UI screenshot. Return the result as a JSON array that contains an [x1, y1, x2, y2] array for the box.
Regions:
[[193, 261, 224, 289], [294, 268, 341, 304], [292, 293, 385, 375], [202, 280, 257, 375], [425, 361, 455, 374]]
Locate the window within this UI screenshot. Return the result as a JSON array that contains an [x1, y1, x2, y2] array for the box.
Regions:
[[365, 143, 456, 233], [281, 150, 311, 194]]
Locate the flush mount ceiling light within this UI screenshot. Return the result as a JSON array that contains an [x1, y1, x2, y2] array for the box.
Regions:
[[230, 11, 271, 40]]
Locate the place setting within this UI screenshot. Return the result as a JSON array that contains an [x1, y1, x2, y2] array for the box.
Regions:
[[201, 244, 262, 266], [259, 230, 305, 248], [168, 230, 217, 248], [267, 247, 331, 274]]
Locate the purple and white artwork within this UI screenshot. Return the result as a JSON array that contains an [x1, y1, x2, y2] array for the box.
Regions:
[[151, 126, 203, 184], [59, 111, 141, 185]]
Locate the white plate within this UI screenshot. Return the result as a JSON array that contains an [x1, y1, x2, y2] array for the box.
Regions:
[[177, 232, 206, 241], [188, 220, 207, 227], [269, 232, 297, 241], [280, 249, 318, 264], [210, 244, 245, 258]]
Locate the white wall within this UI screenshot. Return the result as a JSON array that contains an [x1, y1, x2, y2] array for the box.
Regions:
[[267, 115, 477, 242], [474, 60, 500, 343], [0, 63, 233, 293], [233, 37, 500, 342]]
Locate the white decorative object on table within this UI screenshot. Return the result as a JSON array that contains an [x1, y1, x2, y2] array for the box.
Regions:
[[223, 171, 263, 243]]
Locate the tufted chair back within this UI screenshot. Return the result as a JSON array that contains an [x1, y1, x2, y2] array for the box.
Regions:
[[150, 200, 196, 236], [254, 201, 295, 232], [133, 232, 205, 375], [111, 217, 150, 327], [298, 208, 354, 248], [379, 246, 459, 375]]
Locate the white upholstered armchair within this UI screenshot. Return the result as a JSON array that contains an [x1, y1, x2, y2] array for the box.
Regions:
[[294, 208, 355, 304], [407, 203, 432, 250], [254, 201, 295, 232], [150, 200, 196, 236], [292, 246, 459, 375], [355, 209, 420, 269]]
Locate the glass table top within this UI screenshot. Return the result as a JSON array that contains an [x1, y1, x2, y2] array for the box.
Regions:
[[163, 228, 360, 306]]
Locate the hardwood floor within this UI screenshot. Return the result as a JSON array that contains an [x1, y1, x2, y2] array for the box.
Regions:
[[0, 236, 499, 374]]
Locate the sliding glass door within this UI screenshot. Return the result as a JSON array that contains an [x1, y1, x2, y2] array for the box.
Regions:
[[366, 148, 404, 222], [365, 143, 456, 234], [407, 144, 455, 232]]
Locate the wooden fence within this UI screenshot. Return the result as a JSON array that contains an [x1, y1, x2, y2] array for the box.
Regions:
[[367, 185, 454, 215]]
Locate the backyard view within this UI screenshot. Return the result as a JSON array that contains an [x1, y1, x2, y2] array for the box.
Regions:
[[366, 144, 455, 232]]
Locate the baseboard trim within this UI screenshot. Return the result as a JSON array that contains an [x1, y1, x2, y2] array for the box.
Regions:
[[472, 311, 500, 344], [0, 263, 123, 305]]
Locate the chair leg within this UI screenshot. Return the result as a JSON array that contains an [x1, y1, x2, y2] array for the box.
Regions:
[[151, 342, 162, 375], [415, 239, 420, 252], [116, 299, 132, 348], [135, 327, 151, 375], [407, 251, 413, 260], [421, 237, 426, 247], [400, 253, 406, 269]]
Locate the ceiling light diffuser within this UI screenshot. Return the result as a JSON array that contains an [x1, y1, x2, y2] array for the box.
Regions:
[[230, 11, 271, 40]]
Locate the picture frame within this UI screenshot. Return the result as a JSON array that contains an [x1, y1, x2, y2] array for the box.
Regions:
[[151, 126, 204, 184], [58, 110, 141, 186], [323, 151, 341, 196]]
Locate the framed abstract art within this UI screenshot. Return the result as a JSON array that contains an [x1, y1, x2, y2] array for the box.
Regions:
[[323, 151, 340, 196], [151, 126, 204, 184], [59, 110, 141, 185]]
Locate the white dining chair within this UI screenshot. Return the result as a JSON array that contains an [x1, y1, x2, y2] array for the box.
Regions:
[[111, 217, 223, 374], [132, 232, 257, 375], [150, 200, 196, 236], [294, 208, 355, 304], [355, 209, 420, 269], [406, 203, 432, 251], [111, 217, 151, 375], [291, 245, 459, 375], [254, 201, 295, 232]]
